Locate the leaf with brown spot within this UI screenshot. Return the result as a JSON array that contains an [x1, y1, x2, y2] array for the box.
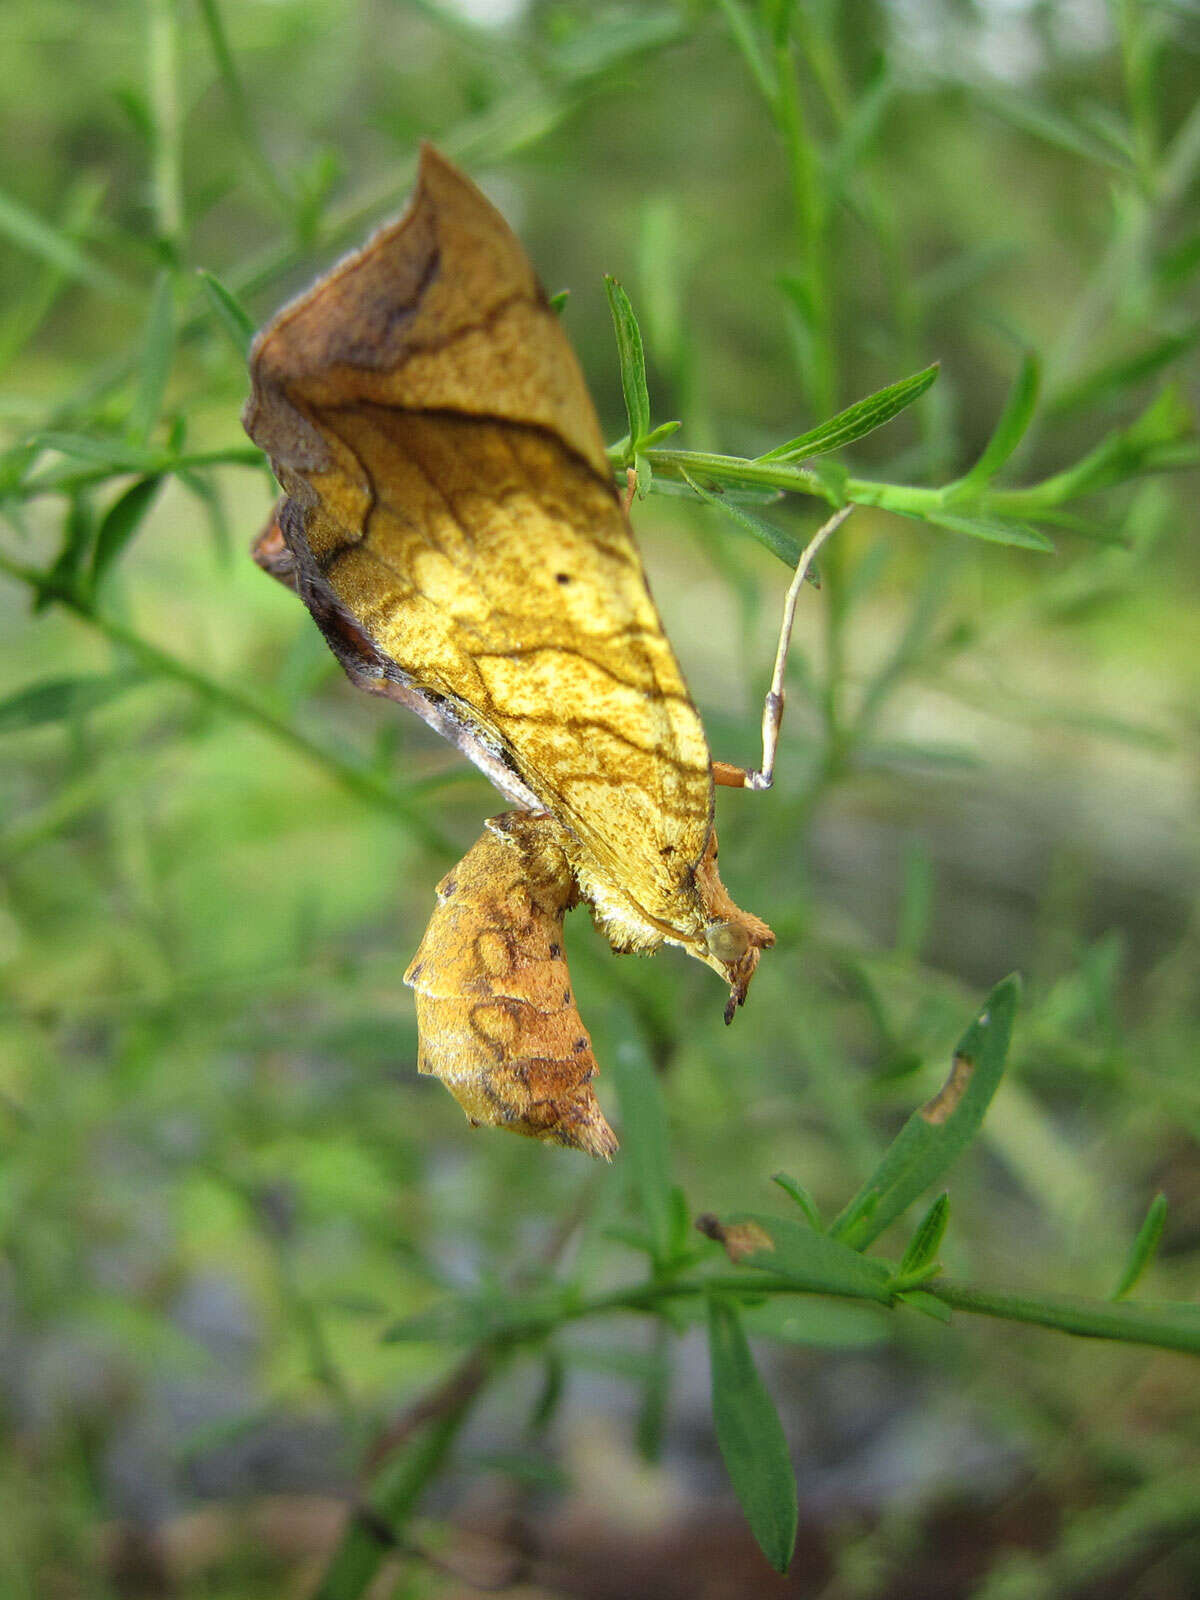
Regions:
[[830, 976, 1021, 1248]]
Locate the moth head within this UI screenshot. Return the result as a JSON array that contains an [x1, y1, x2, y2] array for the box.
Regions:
[[693, 830, 775, 1023]]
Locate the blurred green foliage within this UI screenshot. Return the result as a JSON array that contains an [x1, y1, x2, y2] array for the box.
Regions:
[[2, 1, 1200, 1595]]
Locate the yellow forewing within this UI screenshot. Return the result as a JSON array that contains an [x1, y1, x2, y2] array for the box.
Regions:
[[244, 145, 713, 944]]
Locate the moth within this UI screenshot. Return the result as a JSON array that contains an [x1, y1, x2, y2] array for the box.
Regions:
[[244, 145, 843, 1158]]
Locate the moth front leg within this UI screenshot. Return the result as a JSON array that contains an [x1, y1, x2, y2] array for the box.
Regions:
[[713, 504, 856, 792]]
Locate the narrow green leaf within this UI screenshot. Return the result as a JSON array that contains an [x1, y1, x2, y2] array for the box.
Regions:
[[914, 241, 1019, 313], [677, 1296, 889, 1347], [382, 1287, 563, 1346], [979, 87, 1133, 174], [681, 469, 802, 564], [198, 268, 257, 358], [0, 442, 40, 497], [90, 476, 164, 592], [1029, 384, 1197, 500], [647, 476, 784, 507], [0, 184, 130, 299], [739, 1299, 889, 1347], [757, 364, 939, 464], [129, 272, 175, 443], [718, 1213, 893, 1301], [831, 976, 1020, 1250], [1073, 100, 1136, 165], [195, 0, 292, 217], [35, 494, 94, 609], [1049, 330, 1200, 418], [179, 469, 232, 566], [604, 276, 652, 448], [905, 509, 1055, 552], [528, 1351, 566, 1433], [706, 1298, 797, 1574], [896, 839, 933, 960], [896, 1193, 950, 1282], [635, 1322, 671, 1462], [806, 457, 850, 504], [934, 1280, 1200, 1356], [828, 65, 895, 190], [0, 175, 107, 375], [898, 1289, 953, 1323], [380, 1300, 481, 1345], [1112, 1193, 1168, 1302], [948, 351, 1040, 497], [715, 0, 777, 107], [636, 197, 684, 367], [771, 1173, 822, 1230], [32, 432, 163, 472], [605, 1019, 673, 1264], [639, 419, 681, 450], [858, 739, 982, 772], [1157, 227, 1200, 292], [833, 1189, 878, 1240], [548, 288, 570, 315], [0, 673, 141, 734], [667, 1185, 694, 1260], [542, 8, 683, 77]]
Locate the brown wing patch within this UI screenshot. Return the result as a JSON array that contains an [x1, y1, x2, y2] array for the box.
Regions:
[[243, 143, 610, 482]]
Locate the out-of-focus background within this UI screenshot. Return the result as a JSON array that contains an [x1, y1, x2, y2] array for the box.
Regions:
[[2, 2, 1199, 1596]]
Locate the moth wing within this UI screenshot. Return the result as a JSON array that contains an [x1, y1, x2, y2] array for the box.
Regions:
[[244, 146, 714, 932], [404, 812, 617, 1160]]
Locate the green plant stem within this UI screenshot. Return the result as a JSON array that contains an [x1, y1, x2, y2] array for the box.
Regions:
[[643, 446, 1192, 529], [147, 0, 184, 254], [195, 0, 293, 219], [313, 1351, 501, 1600], [566, 1274, 1200, 1351], [928, 1279, 1199, 1354], [774, 32, 834, 418], [1118, 0, 1158, 184], [0, 548, 457, 858], [404, 1271, 1200, 1358], [277, 1246, 358, 1433]]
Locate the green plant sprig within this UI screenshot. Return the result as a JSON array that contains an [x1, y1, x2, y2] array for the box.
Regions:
[[316, 977, 1193, 1592]]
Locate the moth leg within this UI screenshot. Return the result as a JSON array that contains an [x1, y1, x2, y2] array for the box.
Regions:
[[712, 760, 749, 788], [716, 504, 856, 791], [620, 466, 637, 516]]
